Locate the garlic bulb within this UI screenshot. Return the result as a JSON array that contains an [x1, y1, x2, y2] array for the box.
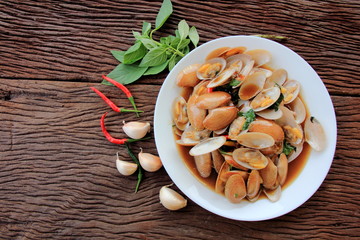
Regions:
[[138, 148, 162, 172], [159, 185, 187, 210], [116, 152, 138, 176], [122, 121, 150, 139]]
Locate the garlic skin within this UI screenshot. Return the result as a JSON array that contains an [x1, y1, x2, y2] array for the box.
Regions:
[[122, 121, 150, 139], [138, 149, 162, 172], [159, 185, 187, 211], [116, 152, 138, 176]]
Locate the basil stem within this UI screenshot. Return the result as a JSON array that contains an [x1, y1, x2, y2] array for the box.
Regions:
[[125, 142, 143, 193]]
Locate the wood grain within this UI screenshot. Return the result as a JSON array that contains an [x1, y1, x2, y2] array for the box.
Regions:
[[0, 0, 360, 95], [0, 0, 359, 239], [0, 80, 359, 239]]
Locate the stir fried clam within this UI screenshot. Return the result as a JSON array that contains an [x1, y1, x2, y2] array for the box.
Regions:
[[172, 46, 326, 204]]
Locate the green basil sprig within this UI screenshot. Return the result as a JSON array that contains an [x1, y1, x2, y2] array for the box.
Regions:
[[103, 0, 199, 86]]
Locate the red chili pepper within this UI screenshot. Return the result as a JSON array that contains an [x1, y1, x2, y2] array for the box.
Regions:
[[100, 112, 148, 144], [90, 87, 142, 113], [102, 75, 140, 117], [207, 87, 214, 93]]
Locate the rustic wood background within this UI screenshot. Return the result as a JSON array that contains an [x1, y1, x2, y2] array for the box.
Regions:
[[1, 0, 359, 239]]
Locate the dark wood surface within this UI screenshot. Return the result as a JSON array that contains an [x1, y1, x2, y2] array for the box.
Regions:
[[1, 0, 359, 239]]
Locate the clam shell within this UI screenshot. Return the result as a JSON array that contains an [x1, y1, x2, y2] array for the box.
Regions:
[[232, 148, 269, 170], [256, 108, 283, 120], [196, 57, 226, 80], [247, 170, 262, 200], [264, 68, 287, 88], [187, 94, 206, 131], [287, 97, 306, 124], [248, 119, 284, 143], [282, 80, 300, 104], [236, 132, 275, 149], [211, 150, 225, 173], [189, 136, 227, 156], [276, 153, 288, 186], [223, 154, 248, 171], [228, 116, 246, 140], [250, 67, 273, 78], [215, 161, 231, 194], [238, 72, 266, 100], [224, 174, 247, 203], [206, 47, 230, 60], [250, 86, 281, 112], [195, 91, 231, 110], [245, 49, 272, 67], [172, 96, 188, 131], [259, 159, 278, 189], [287, 142, 303, 163], [207, 67, 236, 88], [176, 124, 211, 146], [176, 64, 200, 87], [264, 185, 281, 202], [203, 106, 238, 131], [221, 46, 247, 58], [276, 106, 303, 145], [304, 116, 326, 151], [194, 153, 212, 178]]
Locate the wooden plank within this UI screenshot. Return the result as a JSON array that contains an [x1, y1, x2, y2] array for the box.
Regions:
[[1, 0, 360, 95], [0, 80, 358, 239]]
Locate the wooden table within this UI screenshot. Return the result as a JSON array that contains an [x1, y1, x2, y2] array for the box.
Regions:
[[1, 0, 359, 239]]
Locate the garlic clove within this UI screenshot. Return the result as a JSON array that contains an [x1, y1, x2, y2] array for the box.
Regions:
[[138, 148, 162, 172], [116, 152, 138, 176], [159, 185, 187, 211], [122, 121, 150, 139]]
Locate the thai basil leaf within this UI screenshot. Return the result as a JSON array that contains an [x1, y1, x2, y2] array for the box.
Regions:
[[283, 141, 296, 156], [178, 20, 189, 40], [123, 42, 147, 64], [229, 79, 241, 87], [110, 50, 125, 63], [132, 31, 142, 39], [102, 63, 148, 85], [269, 93, 284, 111], [143, 60, 169, 75], [136, 37, 158, 50], [139, 46, 168, 67], [142, 21, 151, 36], [238, 109, 256, 130], [189, 26, 199, 47], [168, 54, 177, 71], [170, 37, 181, 49], [177, 38, 191, 50], [155, 0, 173, 30]]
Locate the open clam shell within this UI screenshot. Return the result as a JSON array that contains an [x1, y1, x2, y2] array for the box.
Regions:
[[250, 67, 273, 78], [238, 72, 266, 100], [232, 148, 269, 170], [259, 159, 278, 189], [247, 170, 262, 200], [282, 80, 300, 104], [250, 86, 281, 112], [287, 97, 306, 124], [228, 116, 246, 140], [264, 68, 287, 88], [189, 136, 227, 156], [276, 106, 304, 145], [196, 57, 226, 80], [176, 124, 211, 146], [304, 116, 326, 151], [211, 150, 225, 173], [245, 49, 272, 67], [172, 96, 188, 131], [224, 174, 247, 203], [207, 67, 236, 88], [287, 142, 303, 163], [276, 153, 288, 186], [236, 132, 275, 149]]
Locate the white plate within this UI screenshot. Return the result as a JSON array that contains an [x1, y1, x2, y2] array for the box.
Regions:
[[154, 36, 337, 221]]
